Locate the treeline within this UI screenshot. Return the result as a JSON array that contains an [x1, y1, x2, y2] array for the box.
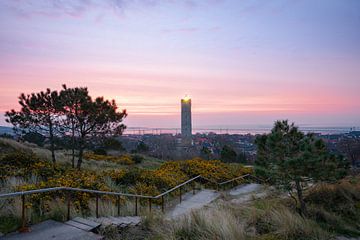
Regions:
[[6, 85, 127, 169]]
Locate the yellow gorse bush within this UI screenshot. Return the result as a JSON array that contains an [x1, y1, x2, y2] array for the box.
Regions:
[[16, 168, 110, 210], [8, 151, 252, 210], [109, 158, 253, 195]]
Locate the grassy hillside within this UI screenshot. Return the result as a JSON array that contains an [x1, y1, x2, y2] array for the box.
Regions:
[[0, 138, 165, 171], [1, 138, 359, 239], [117, 177, 360, 240], [0, 138, 251, 234]]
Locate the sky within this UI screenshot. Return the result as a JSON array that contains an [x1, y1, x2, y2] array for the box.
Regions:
[[0, 0, 359, 129]]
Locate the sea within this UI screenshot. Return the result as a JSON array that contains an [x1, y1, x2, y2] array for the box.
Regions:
[[124, 126, 360, 136]]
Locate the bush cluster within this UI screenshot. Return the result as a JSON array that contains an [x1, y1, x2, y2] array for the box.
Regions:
[[0, 151, 56, 181], [83, 152, 135, 165], [1, 151, 252, 218], [108, 158, 253, 196]]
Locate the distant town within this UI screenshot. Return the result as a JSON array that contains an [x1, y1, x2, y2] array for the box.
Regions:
[[1, 97, 359, 169], [2, 125, 359, 167]]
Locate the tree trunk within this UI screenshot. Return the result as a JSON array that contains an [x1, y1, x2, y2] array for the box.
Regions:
[[49, 121, 56, 166], [71, 123, 75, 168], [71, 143, 75, 168], [295, 179, 307, 216], [350, 154, 356, 167], [77, 137, 84, 170]]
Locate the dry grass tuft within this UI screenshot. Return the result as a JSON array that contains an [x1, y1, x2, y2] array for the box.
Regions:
[[0, 138, 33, 153], [154, 205, 246, 240]]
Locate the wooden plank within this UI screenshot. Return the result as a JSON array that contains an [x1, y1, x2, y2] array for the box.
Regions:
[[65, 220, 94, 232], [72, 217, 101, 229], [108, 216, 141, 225]]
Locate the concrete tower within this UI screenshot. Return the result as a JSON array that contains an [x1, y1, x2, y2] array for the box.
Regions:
[[181, 96, 192, 146]]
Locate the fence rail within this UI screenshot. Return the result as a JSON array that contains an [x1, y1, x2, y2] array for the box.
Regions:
[[0, 173, 258, 232]]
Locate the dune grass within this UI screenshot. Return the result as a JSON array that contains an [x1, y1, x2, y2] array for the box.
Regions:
[[142, 178, 360, 240], [146, 198, 330, 240]]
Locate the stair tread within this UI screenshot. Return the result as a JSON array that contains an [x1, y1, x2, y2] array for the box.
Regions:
[[65, 220, 95, 231], [72, 217, 101, 229], [88, 216, 141, 226]]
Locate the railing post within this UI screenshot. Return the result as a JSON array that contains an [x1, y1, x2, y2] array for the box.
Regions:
[[179, 187, 182, 203], [96, 194, 99, 218], [193, 182, 196, 195], [161, 196, 164, 213], [67, 192, 71, 221], [135, 197, 138, 216], [22, 195, 25, 226], [117, 196, 121, 216], [19, 194, 28, 232], [148, 198, 152, 212]]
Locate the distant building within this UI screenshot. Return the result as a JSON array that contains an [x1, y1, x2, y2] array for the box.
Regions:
[[181, 96, 192, 146]]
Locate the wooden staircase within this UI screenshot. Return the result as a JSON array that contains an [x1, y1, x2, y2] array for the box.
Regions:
[[0, 174, 262, 240]]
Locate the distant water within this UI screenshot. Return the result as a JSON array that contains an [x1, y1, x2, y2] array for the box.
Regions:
[[1, 125, 357, 136], [124, 126, 359, 135]]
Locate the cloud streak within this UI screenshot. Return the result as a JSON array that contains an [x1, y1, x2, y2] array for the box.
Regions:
[[0, 0, 221, 20]]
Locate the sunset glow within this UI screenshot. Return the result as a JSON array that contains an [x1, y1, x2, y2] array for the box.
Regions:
[[0, 0, 359, 128]]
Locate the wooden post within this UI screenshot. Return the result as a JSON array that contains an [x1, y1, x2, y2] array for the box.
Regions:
[[19, 195, 30, 232], [135, 197, 138, 216], [179, 187, 182, 203], [148, 198, 152, 212], [96, 194, 99, 218], [193, 182, 196, 195], [161, 196, 164, 213], [21, 195, 26, 230], [117, 196, 120, 216], [67, 192, 71, 221]]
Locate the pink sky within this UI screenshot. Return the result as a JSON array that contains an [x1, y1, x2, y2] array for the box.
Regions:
[[0, 0, 359, 128]]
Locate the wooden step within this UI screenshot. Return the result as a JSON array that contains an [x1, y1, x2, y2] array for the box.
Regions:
[[65, 220, 95, 232], [72, 217, 101, 229], [88, 216, 141, 227]]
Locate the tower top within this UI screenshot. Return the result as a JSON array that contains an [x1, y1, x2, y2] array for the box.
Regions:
[[182, 95, 191, 102]]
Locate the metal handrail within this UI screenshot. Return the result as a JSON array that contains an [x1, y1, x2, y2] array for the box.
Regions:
[[155, 175, 201, 198], [0, 174, 257, 199], [218, 174, 250, 185], [0, 187, 65, 198], [0, 186, 153, 199], [67, 187, 154, 199]]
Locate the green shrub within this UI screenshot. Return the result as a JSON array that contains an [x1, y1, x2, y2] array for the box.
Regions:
[[0, 151, 39, 168], [305, 178, 360, 236], [117, 168, 143, 186], [0, 215, 21, 234], [132, 154, 144, 164], [93, 148, 107, 156], [305, 180, 360, 221]]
